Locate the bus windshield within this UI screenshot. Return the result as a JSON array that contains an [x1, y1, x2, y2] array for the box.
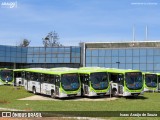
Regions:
[[61, 73, 80, 91], [145, 74, 157, 88], [1, 70, 13, 82], [90, 72, 108, 90], [125, 72, 143, 90]]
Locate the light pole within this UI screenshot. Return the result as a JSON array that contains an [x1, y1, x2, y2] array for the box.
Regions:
[[45, 47, 46, 68], [116, 62, 120, 69]]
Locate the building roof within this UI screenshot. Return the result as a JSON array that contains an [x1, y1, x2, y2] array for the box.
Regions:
[[81, 41, 160, 48]]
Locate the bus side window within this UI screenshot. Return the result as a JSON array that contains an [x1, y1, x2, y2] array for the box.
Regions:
[[44, 74, 49, 83], [80, 75, 84, 83], [30, 73, 34, 81], [34, 73, 39, 82], [31, 73, 37, 82], [31, 73, 33, 81], [119, 74, 124, 86], [17, 72, 21, 77], [38, 73, 41, 82], [110, 74, 118, 83], [22, 71, 25, 79], [49, 75, 55, 84], [40, 74, 44, 82], [55, 76, 60, 87], [15, 72, 19, 78], [26, 72, 30, 80], [25, 72, 27, 80], [47, 75, 50, 83], [158, 76, 160, 83], [80, 74, 89, 85], [84, 75, 89, 85]]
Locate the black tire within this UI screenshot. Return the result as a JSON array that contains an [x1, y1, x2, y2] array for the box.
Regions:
[[33, 87, 36, 94]]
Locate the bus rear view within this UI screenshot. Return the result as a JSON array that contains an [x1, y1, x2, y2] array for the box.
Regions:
[[0, 69, 13, 85]]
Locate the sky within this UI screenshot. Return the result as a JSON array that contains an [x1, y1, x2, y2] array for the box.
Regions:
[[0, 0, 160, 46]]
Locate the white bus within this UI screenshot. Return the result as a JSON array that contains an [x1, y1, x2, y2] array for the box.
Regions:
[[23, 68, 81, 98], [78, 67, 110, 97]]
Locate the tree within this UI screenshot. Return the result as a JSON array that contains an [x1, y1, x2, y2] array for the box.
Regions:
[[42, 31, 62, 47], [19, 39, 30, 47]]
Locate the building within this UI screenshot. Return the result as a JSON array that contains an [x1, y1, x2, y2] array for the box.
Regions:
[[1, 41, 160, 72], [80, 41, 160, 73], [0, 45, 81, 68]]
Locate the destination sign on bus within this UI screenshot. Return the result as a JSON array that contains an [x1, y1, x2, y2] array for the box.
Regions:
[[126, 72, 141, 76], [145, 74, 156, 77], [62, 74, 78, 77]]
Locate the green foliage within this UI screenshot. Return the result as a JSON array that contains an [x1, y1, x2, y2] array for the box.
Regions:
[[19, 39, 30, 47], [0, 86, 160, 120], [42, 31, 62, 47], [0, 86, 33, 103]]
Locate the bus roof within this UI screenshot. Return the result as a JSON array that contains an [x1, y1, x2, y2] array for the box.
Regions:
[[13, 69, 26, 71], [79, 67, 141, 74], [155, 73, 160, 75], [142, 72, 157, 75], [78, 67, 108, 74], [105, 68, 141, 74], [79, 67, 102, 70], [13, 68, 49, 72], [0, 68, 13, 71], [0, 68, 12, 70], [50, 67, 78, 71], [50, 67, 78, 69], [23, 68, 79, 75]]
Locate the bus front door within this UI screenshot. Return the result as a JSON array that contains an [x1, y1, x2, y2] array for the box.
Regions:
[[84, 75, 89, 95], [118, 74, 124, 94], [110, 73, 124, 96]]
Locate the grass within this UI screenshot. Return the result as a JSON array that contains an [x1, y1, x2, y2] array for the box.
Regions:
[[0, 86, 160, 119]]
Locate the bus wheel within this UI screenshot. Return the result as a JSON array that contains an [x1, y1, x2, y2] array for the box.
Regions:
[[33, 87, 36, 94], [51, 90, 56, 98]]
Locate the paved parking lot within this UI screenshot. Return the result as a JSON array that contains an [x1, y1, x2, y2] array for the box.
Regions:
[[18, 95, 118, 101]]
